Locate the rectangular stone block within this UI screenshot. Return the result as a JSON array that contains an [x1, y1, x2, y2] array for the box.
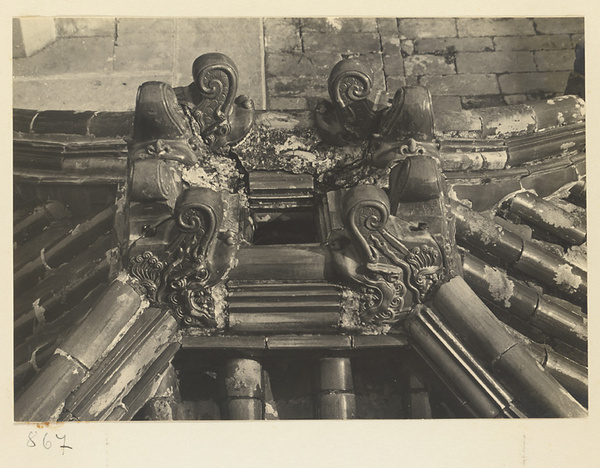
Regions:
[[503, 94, 528, 105], [457, 18, 535, 37], [461, 95, 505, 109], [13, 37, 114, 77], [493, 35, 572, 51], [421, 74, 499, 95], [14, 18, 57, 58], [534, 50, 575, 71], [301, 17, 377, 33], [114, 33, 174, 72], [415, 37, 494, 54], [456, 51, 535, 74], [401, 39, 415, 55], [398, 18, 457, 39], [13, 73, 172, 111], [264, 18, 302, 53], [266, 52, 340, 77], [55, 17, 115, 37], [571, 34, 584, 47], [404, 54, 456, 76], [498, 71, 570, 94], [386, 75, 407, 91], [303, 32, 381, 54], [116, 18, 175, 36], [266, 75, 328, 98], [382, 51, 404, 77], [534, 17, 584, 35], [268, 97, 308, 111], [306, 51, 345, 69], [432, 95, 463, 113], [376, 18, 399, 34], [381, 36, 401, 57], [380, 36, 403, 75]]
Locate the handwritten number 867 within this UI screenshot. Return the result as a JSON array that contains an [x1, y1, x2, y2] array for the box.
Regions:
[[27, 431, 72, 454]]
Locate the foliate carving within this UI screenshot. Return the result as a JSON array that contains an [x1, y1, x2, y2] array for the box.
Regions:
[[128, 187, 236, 328], [329, 185, 445, 326], [360, 264, 408, 324], [129, 251, 165, 301], [368, 86, 437, 168], [175, 189, 219, 255], [315, 58, 380, 146], [406, 245, 442, 299], [192, 53, 238, 131], [177, 53, 255, 153], [400, 138, 426, 157], [370, 231, 443, 303], [170, 287, 215, 327]]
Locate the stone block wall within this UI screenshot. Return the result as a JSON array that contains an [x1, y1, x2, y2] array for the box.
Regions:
[[265, 17, 584, 113], [14, 18, 266, 111], [13, 17, 584, 112]]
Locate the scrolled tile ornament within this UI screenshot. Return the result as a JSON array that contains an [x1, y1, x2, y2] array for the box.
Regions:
[[175, 53, 254, 153], [327, 185, 445, 325], [314, 58, 381, 146], [128, 187, 237, 328]]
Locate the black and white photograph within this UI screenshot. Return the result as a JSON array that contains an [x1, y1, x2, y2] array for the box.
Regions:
[[7, 8, 598, 467]]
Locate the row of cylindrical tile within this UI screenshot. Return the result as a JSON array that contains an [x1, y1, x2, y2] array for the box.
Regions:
[[14, 205, 115, 291], [15, 279, 585, 420], [438, 121, 585, 171], [61, 306, 179, 421], [462, 252, 586, 350], [13, 109, 134, 137], [14, 95, 584, 140], [430, 277, 586, 417], [12, 131, 583, 179], [406, 305, 525, 418], [508, 191, 586, 245], [435, 95, 585, 138], [503, 327, 587, 405], [214, 357, 356, 420], [14, 279, 180, 422], [450, 199, 586, 305]]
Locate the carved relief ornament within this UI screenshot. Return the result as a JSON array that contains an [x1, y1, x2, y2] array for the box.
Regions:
[[128, 187, 237, 327], [314, 58, 381, 146], [175, 53, 255, 153], [327, 185, 444, 326]]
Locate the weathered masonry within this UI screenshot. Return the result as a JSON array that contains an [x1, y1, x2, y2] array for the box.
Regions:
[[14, 49, 587, 420]]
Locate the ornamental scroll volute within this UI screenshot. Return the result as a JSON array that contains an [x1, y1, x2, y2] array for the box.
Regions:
[[130, 187, 236, 328], [175, 53, 254, 153], [129, 187, 237, 328], [322, 58, 461, 326], [124, 53, 250, 328], [314, 58, 381, 146], [328, 185, 445, 326]]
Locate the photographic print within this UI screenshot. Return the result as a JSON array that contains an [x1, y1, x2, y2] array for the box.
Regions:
[[13, 16, 587, 424]]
